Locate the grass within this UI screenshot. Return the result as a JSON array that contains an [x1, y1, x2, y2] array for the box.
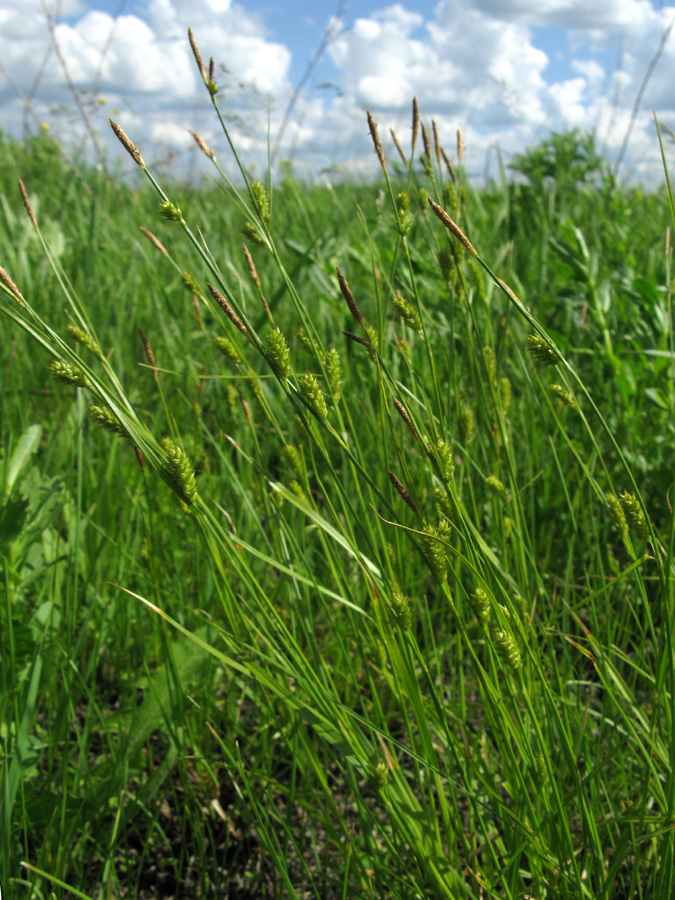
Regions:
[[1, 46, 675, 899]]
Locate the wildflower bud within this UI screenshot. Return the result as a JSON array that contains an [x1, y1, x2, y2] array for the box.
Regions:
[[486, 474, 508, 502], [267, 327, 291, 379], [48, 359, 92, 389], [470, 587, 491, 625], [65, 324, 101, 356], [88, 405, 127, 437], [300, 372, 328, 420], [526, 334, 560, 366], [618, 491, 650, 541], [492, 627, 522, 669], [160, 437, 198, 505]]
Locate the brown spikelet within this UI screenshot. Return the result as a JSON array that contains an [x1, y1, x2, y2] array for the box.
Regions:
[[427, 197, 477, 256], [393, 397, 421, 445], [441, 147, 457, 182], [134, 445, 146, 471], [367, 111, 386, 170], [411, 97, 419, 152], [457, 127, 464, 164], [109, 119, 145, 168], [208, 57, 215, 83], [207, 283, 250, 339], [343, 331, 374, 349], [190, 130, 216, 162], [18, 178, 37, 229], [138, 327, 158, 379], [139, 226, 169, 258], [432, 120, 442, 167], [336, 267, 364, 327], [243, 244, 261, 291], [237, 385, 253, 423], [188, 28, 207, 81], [0, 265, 23, 301], [388, 470, 420, 517], [421, 123, 432, 163], [390, 128, 408, 167]]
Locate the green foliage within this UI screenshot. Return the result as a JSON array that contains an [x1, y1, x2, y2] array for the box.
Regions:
[[1, 122, 675, 900]]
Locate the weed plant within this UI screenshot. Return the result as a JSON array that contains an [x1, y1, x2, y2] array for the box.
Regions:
[[1, 31, 675, 899]]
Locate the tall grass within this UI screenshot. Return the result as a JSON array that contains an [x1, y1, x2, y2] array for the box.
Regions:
[[1, 34, 675, 898]]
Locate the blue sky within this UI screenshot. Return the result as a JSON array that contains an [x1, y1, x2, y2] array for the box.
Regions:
[[2, 0, 675, 183]]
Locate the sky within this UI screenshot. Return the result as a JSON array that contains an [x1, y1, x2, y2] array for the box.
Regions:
[[1, 0, 675, 184]]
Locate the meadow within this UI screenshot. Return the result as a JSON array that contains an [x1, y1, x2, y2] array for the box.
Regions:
[[1, 62, 675, 899]]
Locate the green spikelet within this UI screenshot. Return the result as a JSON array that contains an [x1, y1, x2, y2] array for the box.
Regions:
[[282, 444, 303, 479], [550, 383, 577, 409], [527, 334, 561, 366], [483, 346, 497, 388], [296, 326, 315, 355], [431, 437, 455, 481], [618, 491, 650, 541], [459, 404, 475, 446], [325, 347, 342, 403], [395, 191, 412, 237], [499, 377, 511, 413], [392, 292, 423, 335], [289, 480, 308, 502], [443, 182, 460, 220], [607, 493, 629, 540], [437, 246, 454, 283], [267, 327, 291, 379], [250, 182, 270, 226], [48, 359, 92, 389], [434, 487, 454, 523], [486, 474, 508, 502], [421, 520, 449, 582], [390, 581, 412, 630], [492, 627, 522, 670], [247, 367, 264, 404], [535, 753, 549, 787], [214, 334, 241, 363], [466, 258, 484, 298], [372, 760, 388, 789], [66, 324, 101, 356], [241, 221, 265, 246], [470, 586, 491, 625], [300, 372, 328, 419], [88, 405, 127, 438], [181, 270, 202, 296], [159, 199, 183, 221], [416, 187, 429, 215], [160, 437, 198, 505]]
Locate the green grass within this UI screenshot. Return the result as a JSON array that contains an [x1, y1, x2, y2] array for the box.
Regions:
[[1, 77, 675, 900]]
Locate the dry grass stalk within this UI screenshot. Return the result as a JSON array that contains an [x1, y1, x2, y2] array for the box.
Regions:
[[388, 470, 420, 517], [188, 28, 207, 81], [427, 197, 477, 256], [139, 226, 170, 258], [138, 327, 158, 379], [18, 178, 37, 229], [190, 131, 216, 162], [336, 267, 364, 326], [432, 120, 442, 167], [422, 123, 432, 163], [0, 265, 23, 301], [109, 119, 145, 169], [390, 128, 408, 167], [457, 127, 464, 164], [411, 97, 419, 152], [207, 283, 250, 339], [367, 111, 386, 170], [441, 147, 457, 182], [393, 397, 421, 445]]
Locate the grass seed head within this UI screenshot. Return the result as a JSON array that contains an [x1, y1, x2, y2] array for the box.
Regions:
[[618, 491, 650, 541], [325, 347, 342, 403], [18, 178, 38, 229], [441, 146, 457, 182], [159, 199, 183, 222], [526, 334, 561, 366], [459, 404, 475, 446], [109, 119, 145, 169], [336, 267, 364, 327], [48, 359, 92, 389], [390, 581, 412, 630], [390, 128, 408, 167], [428, 196, 477, 255], [88, 405, 127, 437], [550, 383, 577, 408], [188, 27, 207, 81], [421, 122, 432, 164], [430, 436, 455, 481], [372, 761, 389, 790], [214, 334, 241, 363], [421, 521, 449, 582], [393, 397, 421, 445], [367, 110, 386, 171], [0, 265, 24, 302], [283, 444, 304, 480], [66, 324, 101, 356], [181, 271, 202, 296], [241, 221, 265, 246], [432, 119, 442, 166], [267, 327, 291, 379], [392, 291, 422, 335], [388, 470, 420, 517], [139, 226, 169, 258], [160, 436, 198, 505], [457, 127, 464, 164], [411, 97, 419, 151], [492, 627, 522, 669], [189, 130, 216, 162], [138, 327, 158, 379], [242, 244, 262, 291], [250, 182, 270, 226], [207, 283, 250, 340], [300, 372, 328, 420], [470, 587, 491, 625], [607, 493, 629, 540], [486, 474, 508, 502]]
